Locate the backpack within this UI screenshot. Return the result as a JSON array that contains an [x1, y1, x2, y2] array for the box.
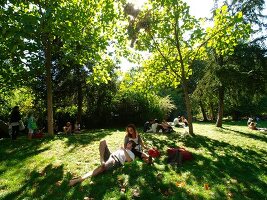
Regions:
[[167, 147, 193, 165]]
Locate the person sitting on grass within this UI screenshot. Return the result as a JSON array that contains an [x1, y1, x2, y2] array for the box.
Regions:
[[74, 121, 81, 133], [63, 122, 72, 134], [248, 122, 257, 130], [248, 122, 267, 132], [68, 140, 136, 186], [161, 120, 174, 133], [124, 124, 152, 164], [181, 116, 188, 127], [247, 117, 254, 126], [173, 116, 183, 127]]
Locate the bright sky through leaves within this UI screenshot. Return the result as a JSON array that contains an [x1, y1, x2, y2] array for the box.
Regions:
[[121, 0, 266, 72], [120, 0, 214, 72], [127, 0, 214, 18]]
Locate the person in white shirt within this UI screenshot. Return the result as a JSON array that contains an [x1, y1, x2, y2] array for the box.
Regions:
[[69, 140, 135, 186]]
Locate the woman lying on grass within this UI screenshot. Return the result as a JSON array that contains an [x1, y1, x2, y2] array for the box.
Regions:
[[69, 140, 136, 186]]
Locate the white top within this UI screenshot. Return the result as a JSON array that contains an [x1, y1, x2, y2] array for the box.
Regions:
[[112, 149, 135, 165], [173, 118, 179, 126], [151, 123, 158, 133]]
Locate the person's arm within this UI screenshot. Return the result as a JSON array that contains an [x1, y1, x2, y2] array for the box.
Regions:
[[138, 134, 147, 149], [124, 136, 128, 148]]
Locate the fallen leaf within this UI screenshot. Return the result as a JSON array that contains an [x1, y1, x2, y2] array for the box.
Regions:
[[132, 188, 140, 197], [55, 181, 62, 186], [204, 183, 210, 190], [120, 187, 126, 193], [176, 182, 186, 187], [227, 192, 233, 197]]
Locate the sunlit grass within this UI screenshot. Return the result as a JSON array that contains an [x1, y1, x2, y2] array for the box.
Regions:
[[0, 121, 266, 199]]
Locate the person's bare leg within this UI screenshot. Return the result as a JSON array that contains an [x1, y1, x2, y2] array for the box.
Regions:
[[99, 140, 107, 164], [69, 165, 105, 186]]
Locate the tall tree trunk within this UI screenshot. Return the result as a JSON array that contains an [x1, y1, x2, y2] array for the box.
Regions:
[[216, 86, 224, 127], [182, 78, 194, 135], [199, 101, 208, 121], [44, 35, 54, 135]]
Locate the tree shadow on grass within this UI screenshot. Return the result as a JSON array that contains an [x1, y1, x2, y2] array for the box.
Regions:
[[134, 131, 267, 199], [0, 138, 51, 170], [178, 134, 267, 199], [141, 131, 184, 151], [58, 128, 115, 147], [69, 160, 199, 200], [221, 127, 267, 143], [2, 128, 266, 199], [1, 164, 69, 200]]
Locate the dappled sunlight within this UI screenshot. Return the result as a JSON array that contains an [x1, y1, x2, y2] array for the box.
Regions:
[[0, 121, 266, 199]]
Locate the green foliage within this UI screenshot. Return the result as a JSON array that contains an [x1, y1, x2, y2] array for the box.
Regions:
[[117, 68, 177, 124], [206, 5, 251, 57], [113, 88, 176, 125], [0, 87, 35, 121], [191, 43, 267, 120], [0, 0, 130, 130]]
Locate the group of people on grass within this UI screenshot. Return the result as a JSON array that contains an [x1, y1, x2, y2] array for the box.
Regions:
[[143, 116, 188, 133], [69, 124, 152, 186], [144, 119, 174, 133], [7, 106, 81, 140], [62, 121, 81, 134]]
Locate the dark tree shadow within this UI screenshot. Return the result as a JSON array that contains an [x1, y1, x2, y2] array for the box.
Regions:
[[221, 127, 267, 143], [1, 164, 67, 200], [58, 128, 115, 147]]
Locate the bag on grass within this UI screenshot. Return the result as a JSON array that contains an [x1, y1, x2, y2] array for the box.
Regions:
[[167, 147, 193, 165], [148, 148, 160, 158]]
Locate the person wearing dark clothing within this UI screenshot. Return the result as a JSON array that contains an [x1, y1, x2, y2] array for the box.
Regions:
[[143, 120, 153, 132], [9, 106, 21, 140]]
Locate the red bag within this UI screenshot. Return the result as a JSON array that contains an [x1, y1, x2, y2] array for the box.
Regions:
[[167, 147, 192, 161], [178, 148, 193, 161], [148, 148, 160, 158]]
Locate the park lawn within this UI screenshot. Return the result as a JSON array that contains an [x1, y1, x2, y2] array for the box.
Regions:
[[0, 121, 266, 200]]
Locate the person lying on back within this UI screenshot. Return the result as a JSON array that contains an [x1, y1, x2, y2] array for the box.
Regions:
[[69, 140, 135, 186]]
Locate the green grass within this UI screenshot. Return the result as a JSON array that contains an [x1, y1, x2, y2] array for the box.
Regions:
[[0, 121, 266, 200]]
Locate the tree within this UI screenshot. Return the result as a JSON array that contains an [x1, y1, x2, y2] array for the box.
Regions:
[[0, 0, 127, 134], [204, 5, 251, 127], [125, 0, 209, 135]]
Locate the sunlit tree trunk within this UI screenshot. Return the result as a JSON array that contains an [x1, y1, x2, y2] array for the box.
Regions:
[[216, 86, 224, 127], [44, 34, 54, 135], [181, 71, 194, 135]]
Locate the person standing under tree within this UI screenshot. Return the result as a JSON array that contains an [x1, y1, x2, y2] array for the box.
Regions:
[[27, 112, 37, 140], [9, 106, 21, 140]]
